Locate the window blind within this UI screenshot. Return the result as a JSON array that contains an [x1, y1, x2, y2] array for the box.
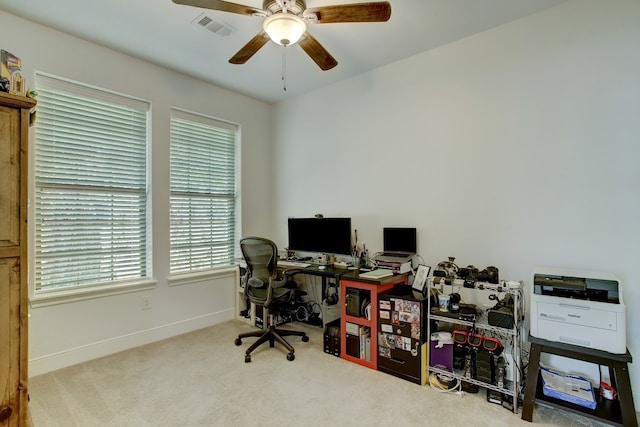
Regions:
[[170, 109, 238, 274], [34, 74, 150, 291]]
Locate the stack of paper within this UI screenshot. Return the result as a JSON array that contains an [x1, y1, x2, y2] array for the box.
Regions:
[[359, 269, 393, 279], [541, 366, 596, 409]]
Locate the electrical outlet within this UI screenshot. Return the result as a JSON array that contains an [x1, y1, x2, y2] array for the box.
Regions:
[[142, 295, 151, 310]]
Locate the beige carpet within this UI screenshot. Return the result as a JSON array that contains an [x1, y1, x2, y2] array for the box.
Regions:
[[28, 320, 615, 427]]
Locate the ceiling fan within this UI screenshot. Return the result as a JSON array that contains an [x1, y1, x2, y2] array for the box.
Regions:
[[172, 0, 392, 71]]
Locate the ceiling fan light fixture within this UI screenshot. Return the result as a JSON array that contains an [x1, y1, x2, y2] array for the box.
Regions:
[[263, 13, 306, 46]]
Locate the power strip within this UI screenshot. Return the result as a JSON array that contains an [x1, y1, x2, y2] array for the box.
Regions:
[[506, 280, 523, 289]]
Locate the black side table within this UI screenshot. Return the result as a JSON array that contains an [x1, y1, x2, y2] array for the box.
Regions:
[[522, 335, 637, 426]]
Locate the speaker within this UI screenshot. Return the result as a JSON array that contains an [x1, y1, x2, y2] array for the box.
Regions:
[[488, 308, 514, 328], [346, 287, 368, 317], [488, 294, 514, 328]]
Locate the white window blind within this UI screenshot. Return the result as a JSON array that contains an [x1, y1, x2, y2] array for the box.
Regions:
[[34, 74, 150, 291], [170, 109, 238, 274]]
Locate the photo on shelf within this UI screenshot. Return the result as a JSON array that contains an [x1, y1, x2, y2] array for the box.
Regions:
[[412, 264, 431, 293]]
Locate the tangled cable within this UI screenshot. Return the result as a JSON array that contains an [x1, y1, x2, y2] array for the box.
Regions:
[[428, 372, 464, 395]]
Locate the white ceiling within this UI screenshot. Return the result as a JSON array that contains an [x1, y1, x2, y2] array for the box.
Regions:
[[0, 0, 567, 104]]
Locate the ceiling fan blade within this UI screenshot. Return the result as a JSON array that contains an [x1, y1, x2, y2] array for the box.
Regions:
[[172, 0, 263, 16], [229, 32, 269, 64], [298, 33, 338, 71], [305, 2, 391, 24]]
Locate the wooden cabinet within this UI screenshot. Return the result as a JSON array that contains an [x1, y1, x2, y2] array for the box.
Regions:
[[0, 92, 36, 426], [377, 286, 429, 385]]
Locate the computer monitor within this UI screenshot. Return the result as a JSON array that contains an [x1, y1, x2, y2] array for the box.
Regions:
[[287, 217, 352, 255]]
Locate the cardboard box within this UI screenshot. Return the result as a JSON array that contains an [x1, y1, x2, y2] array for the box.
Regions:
[[1, 50, 26, 95]]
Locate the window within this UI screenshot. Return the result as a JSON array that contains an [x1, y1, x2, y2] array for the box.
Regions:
[[170, 109, 238, 274], [34, 74, 150, 292]]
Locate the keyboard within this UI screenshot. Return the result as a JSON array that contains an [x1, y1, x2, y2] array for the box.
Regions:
[[278, 260, 311, 268]]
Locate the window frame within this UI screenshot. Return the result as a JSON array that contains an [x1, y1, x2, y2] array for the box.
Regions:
[[29, 72, 155, 306], [168, 107, 240, 279]]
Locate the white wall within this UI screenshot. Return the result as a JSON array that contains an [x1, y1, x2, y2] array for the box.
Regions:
[[0, 10, 274, 375], [272, 0, 640, 402]]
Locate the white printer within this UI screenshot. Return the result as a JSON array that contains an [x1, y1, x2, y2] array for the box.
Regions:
[[530, 267, 626, 354]]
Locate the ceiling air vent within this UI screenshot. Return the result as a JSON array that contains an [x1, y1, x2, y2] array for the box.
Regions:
[[191, 13, 236, 37]]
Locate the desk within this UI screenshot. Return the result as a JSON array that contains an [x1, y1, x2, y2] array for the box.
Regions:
[[290, 265, 351, 327], [522, 335, 637, 426], [292, 264, 349, 295]]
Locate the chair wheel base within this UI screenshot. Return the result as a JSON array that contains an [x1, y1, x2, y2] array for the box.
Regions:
[[245, 355, 251, 363], [234, 338, 242, 346], [302, 335, 309, 342], [287, 352, 295, 361]]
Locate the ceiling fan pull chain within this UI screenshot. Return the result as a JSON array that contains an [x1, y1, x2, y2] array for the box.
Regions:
[[282, 46, 287, 92]]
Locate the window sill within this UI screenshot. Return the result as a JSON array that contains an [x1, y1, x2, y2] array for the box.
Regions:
[[30, 279, 158, 308], [168, 266, 238, 287]]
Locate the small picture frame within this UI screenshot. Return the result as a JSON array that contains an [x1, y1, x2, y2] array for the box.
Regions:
[[412, 264, 431, 293]]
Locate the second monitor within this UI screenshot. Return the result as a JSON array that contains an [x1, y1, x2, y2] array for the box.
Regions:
[[287, 217, 352, 256]]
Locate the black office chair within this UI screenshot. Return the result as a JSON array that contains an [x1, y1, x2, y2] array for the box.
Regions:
[[235, 236, 309, 362]]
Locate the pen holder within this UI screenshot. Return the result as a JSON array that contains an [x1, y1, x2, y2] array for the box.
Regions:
[[351, 256, 360, 270]]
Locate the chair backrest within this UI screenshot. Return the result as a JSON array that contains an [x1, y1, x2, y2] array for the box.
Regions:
[[240, 237, 278, 283], [240, 237, 280, 307]]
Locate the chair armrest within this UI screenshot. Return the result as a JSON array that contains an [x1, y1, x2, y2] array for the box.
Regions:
[[246, 276, 274, 306], [241, 271, 249, 295], [273, 268, 303, 289], [281, 268, 304, 280]]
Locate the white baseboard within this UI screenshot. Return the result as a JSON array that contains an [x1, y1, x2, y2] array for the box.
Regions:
[[28, 308, 234, 377]]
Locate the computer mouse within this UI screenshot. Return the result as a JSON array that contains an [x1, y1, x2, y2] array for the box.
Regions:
[[318, 265, 326, 270]]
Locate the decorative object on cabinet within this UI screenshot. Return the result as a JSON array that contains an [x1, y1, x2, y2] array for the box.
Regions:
[[435, 256, 459, 282], [412, 264, 431, 293], [434, 257, 500, 289], [0, 50, 25, 95], [478, 266, 500, 284], [458, 265, 479, 288], [0, 92, 36, 426]]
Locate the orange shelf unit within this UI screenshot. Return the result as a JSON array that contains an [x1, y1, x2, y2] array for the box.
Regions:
[[340, 274, 407, 369]]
